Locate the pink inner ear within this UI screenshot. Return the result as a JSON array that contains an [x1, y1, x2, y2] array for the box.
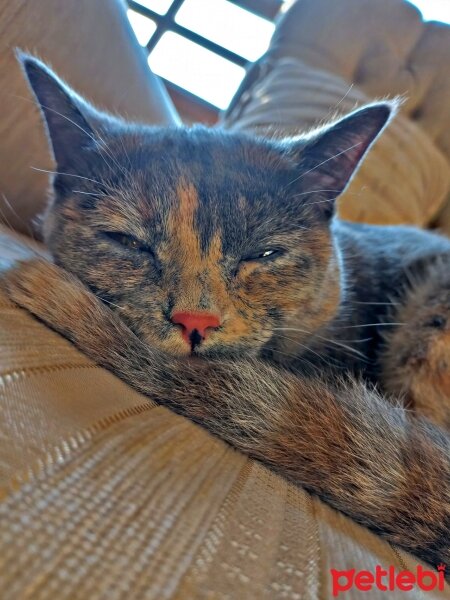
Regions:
[[298, 133, 380, 205], [303, 171, 346, 199]]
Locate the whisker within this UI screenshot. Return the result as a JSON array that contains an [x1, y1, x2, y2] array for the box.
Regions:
[[0, 193, 39, 242], [256, 338, 322, 371], [0, 196, 44, 261], [19, 96, 130, 178], [332, 322, 404, 330], [326, 84, 354, 115], [303, 198, 337, 207], [352, 300, 399, 306], [270, 332, 352, 368], [72, 189, 109, 198], [95, 295, 125, 311], [273, 326, 369, 360], [344, 337, 373, 344], [282, 336, 330, 362], [290, 189, 345, 199], [286, 142, 363, 188], [31, 167, 104, 187]]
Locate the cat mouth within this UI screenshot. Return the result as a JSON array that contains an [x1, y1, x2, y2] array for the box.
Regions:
[[139, 324, 261, 360], [188, 329, 204, 353]]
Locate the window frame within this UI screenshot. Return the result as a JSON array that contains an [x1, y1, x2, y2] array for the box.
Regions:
[[127, 0, 283, 114]]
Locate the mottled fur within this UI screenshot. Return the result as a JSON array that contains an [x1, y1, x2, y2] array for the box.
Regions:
[[4, 55, 450, 569], [381, 256, 450, 428]]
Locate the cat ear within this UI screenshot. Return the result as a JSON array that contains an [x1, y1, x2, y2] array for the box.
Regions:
[[18, 52, 101, 170], [287, 103, 395, 219]]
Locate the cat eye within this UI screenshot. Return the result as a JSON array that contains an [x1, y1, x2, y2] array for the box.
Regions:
[[103, 231, 152, 254], [426, 315, 446, 329], [241, 249, 284, 263]]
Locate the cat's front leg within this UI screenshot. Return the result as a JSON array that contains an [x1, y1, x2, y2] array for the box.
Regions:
[[3, 258, 104, 337], [2, 258, 153, 371]]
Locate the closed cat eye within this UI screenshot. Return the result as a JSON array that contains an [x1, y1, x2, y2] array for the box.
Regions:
[[102, 231, 152, 253], [241, 249, 284, 263]]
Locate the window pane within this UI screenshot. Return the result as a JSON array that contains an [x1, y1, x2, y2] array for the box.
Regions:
[[132, 0, 173, 15], [149, 32, 246, 109], [175, 0, 275, 61], [127, 10, 157, 46], [407, 0, 450, 23]]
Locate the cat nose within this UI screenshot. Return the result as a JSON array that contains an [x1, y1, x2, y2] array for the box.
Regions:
[[171, 311, 221, 345]]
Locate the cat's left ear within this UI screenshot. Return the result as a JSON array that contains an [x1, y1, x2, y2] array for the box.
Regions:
[[285, 102, 395, 219], [18, 51, 110, 172]]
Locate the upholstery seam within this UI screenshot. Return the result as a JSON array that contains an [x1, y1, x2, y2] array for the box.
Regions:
[[1, 400, 156, 501], [0, 362, 96, 383]]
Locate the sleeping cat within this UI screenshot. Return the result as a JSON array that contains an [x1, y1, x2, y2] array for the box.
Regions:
[[4, 55, 450, 569]]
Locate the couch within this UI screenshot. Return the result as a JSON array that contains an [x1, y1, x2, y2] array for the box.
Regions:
[[0, 0, 449, 598]]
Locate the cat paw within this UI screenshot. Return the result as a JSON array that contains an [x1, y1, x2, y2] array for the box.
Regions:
[[1, 258, 89, 332], [1, 258, 133, 361], [2, 256, 57, 289], [2, 258, 58, 310]]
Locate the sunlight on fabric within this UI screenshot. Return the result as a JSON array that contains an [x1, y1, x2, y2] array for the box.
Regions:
[[407, 0, 450, 23], [175, 0, 275, 62], [149, 32, 246, 108], [127, 10, 157, 46], [132, 0, 173, 15]]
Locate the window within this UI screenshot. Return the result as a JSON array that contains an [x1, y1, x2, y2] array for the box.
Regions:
[[407, 0, 450, 23], [127, 0, 450, 115], [127, 0, 285, 113], [148, 32, 246, 109]]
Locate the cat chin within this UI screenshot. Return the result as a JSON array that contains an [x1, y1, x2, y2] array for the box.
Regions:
[[195, 345, 260, 362], [135, 335, 252, 361], [160, 341, 259, 361], [133, 324, 264, 361]]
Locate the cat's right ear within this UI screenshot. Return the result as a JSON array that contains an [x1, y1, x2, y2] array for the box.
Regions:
[[18, 52, 100, 170]]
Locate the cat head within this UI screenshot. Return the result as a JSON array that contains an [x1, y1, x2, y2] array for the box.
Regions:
[[21, 53, 394, 359]]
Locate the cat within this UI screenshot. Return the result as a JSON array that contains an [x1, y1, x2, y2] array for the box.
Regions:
[[3, 54, 450, 570]]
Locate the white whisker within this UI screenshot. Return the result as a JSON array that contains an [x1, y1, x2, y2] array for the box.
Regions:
[[26, 99, 129, 178], [286, 142, 363, 188], [72, 189, 109, 198], [273, 326, 369, 360], [31, 167, 104, 187], [95, 295, 125, 311], [332, 322, 403, 330], [352, 301, 399, 306], [0, 193, 40, 244]]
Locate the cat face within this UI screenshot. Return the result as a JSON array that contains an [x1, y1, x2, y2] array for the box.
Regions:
[[21, 54, 393, 359], [42, 128, 343, 358]]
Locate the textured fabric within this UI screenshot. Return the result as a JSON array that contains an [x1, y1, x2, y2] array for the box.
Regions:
[[0, 0, 178, 234], [0, 232, 448, 599], [221, 0, 450, 231]]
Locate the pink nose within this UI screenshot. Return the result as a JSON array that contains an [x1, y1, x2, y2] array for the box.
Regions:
[[171, 311, 221, 345]]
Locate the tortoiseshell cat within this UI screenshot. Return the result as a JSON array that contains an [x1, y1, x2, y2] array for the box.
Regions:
[[4, 56, 450, 569]]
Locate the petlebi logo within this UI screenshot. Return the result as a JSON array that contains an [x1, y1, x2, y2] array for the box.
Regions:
[[331, 564, 446, 597]]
